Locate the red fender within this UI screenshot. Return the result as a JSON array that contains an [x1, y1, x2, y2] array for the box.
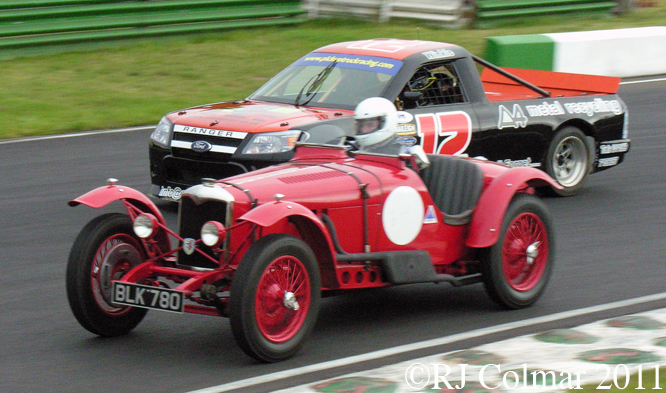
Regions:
[[239, 201, 340, 289], [465, 168, 560, 248], [69, 184, 166, 224], [239, 200, 336, 252], [239, 200, 323, 231]]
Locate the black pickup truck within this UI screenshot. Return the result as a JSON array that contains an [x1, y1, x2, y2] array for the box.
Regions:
[[148, 38, 629, 198]]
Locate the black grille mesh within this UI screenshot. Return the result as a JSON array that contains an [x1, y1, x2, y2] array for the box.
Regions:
[[177, 197, 228, 269]]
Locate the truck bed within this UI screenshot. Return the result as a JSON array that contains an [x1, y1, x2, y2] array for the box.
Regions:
[[480, 67, 621, 102]]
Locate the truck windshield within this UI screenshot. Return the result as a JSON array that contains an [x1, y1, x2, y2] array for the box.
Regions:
[[249, 52, 402, 110]]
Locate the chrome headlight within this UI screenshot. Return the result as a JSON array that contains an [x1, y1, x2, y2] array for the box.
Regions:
[[133, 213, 158, 239], [150, 116, 173, 148], [241, 130, 301, 154], [201, 221, 226, 247]]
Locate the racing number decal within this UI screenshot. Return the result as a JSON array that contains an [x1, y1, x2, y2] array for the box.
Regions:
[[415, 111, 472, 155]]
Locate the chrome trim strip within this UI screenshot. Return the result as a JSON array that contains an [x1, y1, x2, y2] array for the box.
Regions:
[[170, 140, 237, 154]]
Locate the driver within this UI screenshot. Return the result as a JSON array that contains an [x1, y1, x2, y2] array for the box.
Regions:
[[398, 64, 460, 108], [354, 97, 405, 155]]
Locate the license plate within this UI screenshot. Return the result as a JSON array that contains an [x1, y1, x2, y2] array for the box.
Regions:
[[112, 282, 184, 313]]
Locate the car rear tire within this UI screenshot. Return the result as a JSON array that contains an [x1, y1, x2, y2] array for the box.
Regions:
[[545, 126, 590, 196], [481, 194, 554, 309], [66, 213, 148, 336], [229, 234, 320, 362]]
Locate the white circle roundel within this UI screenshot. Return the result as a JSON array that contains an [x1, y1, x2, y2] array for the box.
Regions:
[[382, 186, 424, 245]]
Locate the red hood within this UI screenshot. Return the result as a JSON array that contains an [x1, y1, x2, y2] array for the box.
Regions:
[[165, 100, 353, 133]]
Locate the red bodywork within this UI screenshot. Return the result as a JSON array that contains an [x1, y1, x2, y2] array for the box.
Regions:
[[165, 100, 352, 134], [71, 144, 559, 314], [481, 67, 621, 102]]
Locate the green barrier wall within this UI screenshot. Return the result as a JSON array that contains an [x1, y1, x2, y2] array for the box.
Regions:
[[475, 0, 616, 26], [0, 0, 305, 52], [485, 34, 555, 71], [486, 27, 666, 77]]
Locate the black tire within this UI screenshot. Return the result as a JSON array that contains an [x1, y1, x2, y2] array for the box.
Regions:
[[229, 234, 321, 362], [544, 126, 590, 197], [66, 213, 148, 336], [481, 194, 554, 309]]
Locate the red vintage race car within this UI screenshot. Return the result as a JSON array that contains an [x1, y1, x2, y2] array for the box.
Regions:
[[67, 136, 559, 362]]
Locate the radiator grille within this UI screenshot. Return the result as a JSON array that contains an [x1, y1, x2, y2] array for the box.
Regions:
[[177, 197, 228, 269]]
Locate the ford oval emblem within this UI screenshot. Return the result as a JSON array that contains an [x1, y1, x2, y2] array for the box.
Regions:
[[191, 140, 212, 153]]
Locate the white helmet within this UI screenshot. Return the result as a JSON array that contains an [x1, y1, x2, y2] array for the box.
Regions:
[[354, 97, 398, 148]]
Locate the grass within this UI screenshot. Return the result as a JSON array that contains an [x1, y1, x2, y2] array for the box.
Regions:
[[2, 2, 666, 139]]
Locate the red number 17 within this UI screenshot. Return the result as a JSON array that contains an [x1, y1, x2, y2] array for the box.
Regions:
[[415, 111, 472, 156]]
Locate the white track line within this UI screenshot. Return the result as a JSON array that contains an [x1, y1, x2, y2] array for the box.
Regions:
[[0, 125, 154, 145], [189, 292, 666, 393]]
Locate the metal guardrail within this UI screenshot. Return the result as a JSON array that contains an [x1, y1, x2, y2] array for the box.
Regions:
[[302, 0, 473, 27], [302, 0, 616, 28], [0, 0, 305, 51], [475, 0, 616, 22], [0, 0, 619, 53]]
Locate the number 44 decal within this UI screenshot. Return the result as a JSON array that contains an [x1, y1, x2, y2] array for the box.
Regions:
[[415, 111, 472, 155]]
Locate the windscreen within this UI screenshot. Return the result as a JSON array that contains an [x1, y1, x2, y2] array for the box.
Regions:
[[249, 52, 403, 110]]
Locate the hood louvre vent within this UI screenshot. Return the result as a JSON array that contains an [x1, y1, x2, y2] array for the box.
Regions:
[[278, 171, 347, 184]]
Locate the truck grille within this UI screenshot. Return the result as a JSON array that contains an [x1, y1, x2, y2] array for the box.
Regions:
[[171, 125, 247, 160]]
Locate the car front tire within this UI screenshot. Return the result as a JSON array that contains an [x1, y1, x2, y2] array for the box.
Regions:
[[229, 234, 321, 362]]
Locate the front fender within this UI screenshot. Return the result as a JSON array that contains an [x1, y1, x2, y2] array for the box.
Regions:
[[238, 200, 337, 264], [466, 168, 560, 248], [69, 184, 166, 224], [239, 200, 324, 230]]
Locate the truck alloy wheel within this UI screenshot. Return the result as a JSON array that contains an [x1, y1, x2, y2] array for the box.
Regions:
[[545, 127, 590, 196]]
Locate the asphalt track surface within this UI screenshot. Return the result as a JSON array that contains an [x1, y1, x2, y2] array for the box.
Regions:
[[1, 78, 665, 393]]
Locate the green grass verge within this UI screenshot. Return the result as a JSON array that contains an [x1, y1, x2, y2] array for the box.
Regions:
[[2, 1, 666, 139]]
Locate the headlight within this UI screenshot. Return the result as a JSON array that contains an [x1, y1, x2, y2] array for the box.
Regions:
[[201, 221, 226, 247], [150, 116, 173, 148], [241, 131, 301, 154], [133, 213, 158, 239]]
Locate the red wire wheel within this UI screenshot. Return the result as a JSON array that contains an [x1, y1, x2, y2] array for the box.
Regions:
[[254, 255, 311, 343], [66, 213, 148, 336], [501, 212, 549, 292], [482, 195, 554, 309], [90, 233, 144, 316], [230, 234, 321, 362]]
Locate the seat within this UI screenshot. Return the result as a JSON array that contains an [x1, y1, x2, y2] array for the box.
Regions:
[[418, 154, 484, 225]]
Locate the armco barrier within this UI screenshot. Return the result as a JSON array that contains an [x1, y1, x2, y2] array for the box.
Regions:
[[302, 0, 473, 27], [0, 0, 305, 51], [475, 0, 616, 26], [485, 27, 666, 77]]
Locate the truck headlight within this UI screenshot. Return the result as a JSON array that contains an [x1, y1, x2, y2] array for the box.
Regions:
[[241, 131, 301, 154], [150, 116, 173, 148]]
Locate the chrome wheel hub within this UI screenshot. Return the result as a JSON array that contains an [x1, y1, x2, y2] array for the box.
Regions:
[[283, 291, 300, 311], [526, 241, 541, 265]]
